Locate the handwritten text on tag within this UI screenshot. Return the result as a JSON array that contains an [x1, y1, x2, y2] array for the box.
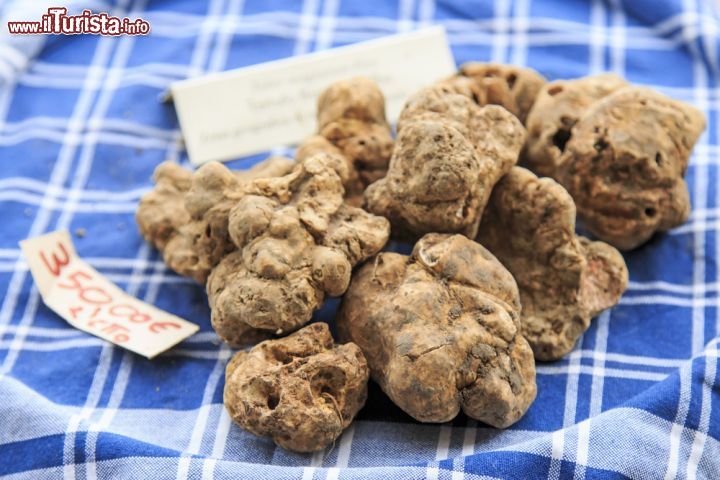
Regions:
[[20, 231, 199, 359]]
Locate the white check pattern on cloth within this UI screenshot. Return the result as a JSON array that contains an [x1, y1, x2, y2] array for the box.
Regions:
[[0, 0, 719, 479]]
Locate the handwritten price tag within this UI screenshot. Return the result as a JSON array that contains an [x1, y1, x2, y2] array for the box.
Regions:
[[20, 231, 199, 358]]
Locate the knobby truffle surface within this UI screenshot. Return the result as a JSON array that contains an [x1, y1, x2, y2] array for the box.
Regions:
[[337, 233, 536, 427], [477, 167, 629, 360], [296, 135, 365, 207], [449, 62, 547, 124], [523, 73, 629, 177], [224, 323, 369, 452], [136, 161, 192, 252], [555, 87, 706, 250], [136, 157, 295, 283], [365, 85, 526, 238], [207, 154, 390, 346], [297, 77, 393, 205]]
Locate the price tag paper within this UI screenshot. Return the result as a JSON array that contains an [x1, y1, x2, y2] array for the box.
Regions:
[[170, 26, 457, 165], [20, 231, 199, 359]]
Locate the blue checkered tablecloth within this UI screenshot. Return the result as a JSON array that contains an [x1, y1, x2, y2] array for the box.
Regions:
[[1, 0, 719, 479]]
